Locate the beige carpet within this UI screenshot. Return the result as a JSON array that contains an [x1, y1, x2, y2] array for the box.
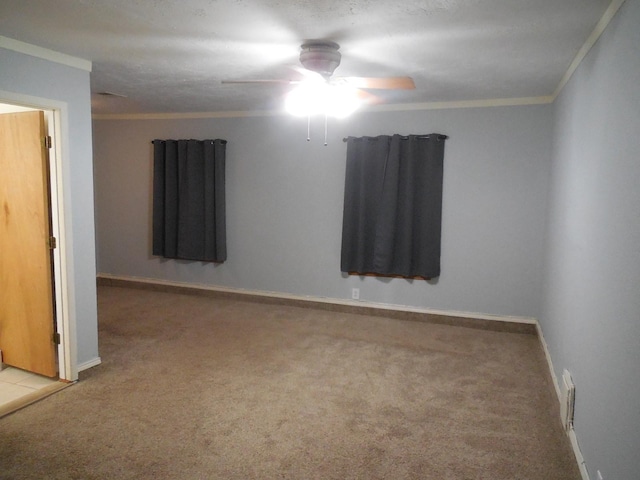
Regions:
[[0, 285, 580, 479]]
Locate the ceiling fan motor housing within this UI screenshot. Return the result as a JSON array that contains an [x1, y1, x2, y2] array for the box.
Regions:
[[300, 41, 342, 77]]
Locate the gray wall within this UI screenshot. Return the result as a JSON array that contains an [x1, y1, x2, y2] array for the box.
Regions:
[[541, 0, 640, 478], [0, 47, 99, 369], [93, 104, 552, 319]]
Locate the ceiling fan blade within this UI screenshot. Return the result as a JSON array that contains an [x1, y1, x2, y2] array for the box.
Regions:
[[221, 65, 323, 86], [339, 76, 416, 90], [354, 88, 382, 105]]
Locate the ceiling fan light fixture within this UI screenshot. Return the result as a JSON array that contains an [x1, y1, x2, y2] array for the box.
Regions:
[[326, 85, 363, 118], [284, 82, 362, 118]]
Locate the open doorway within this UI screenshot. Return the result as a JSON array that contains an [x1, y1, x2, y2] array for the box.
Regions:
[[0, 100, 71, 391]]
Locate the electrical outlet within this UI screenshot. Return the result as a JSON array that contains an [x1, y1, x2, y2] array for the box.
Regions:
[[352, 288, 360, 300], [597, 470, 603, 480]]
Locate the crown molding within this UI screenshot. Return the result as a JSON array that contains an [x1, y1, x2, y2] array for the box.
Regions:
[[0, 35, 92, 72], [92, 96, 554, 121], [552, 0, 627, 100], [364, 96, 554, 113], [91, 109, 285, 120]]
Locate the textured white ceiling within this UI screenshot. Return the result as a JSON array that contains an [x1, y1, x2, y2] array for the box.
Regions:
[[0, 0, 612, 114]]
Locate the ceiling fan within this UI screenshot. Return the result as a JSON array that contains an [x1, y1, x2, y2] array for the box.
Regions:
[[222, 40, 416, 114]]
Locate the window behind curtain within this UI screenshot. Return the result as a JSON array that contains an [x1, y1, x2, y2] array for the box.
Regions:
[[340, 134, 447, 279], [152, 139, 227, 262]]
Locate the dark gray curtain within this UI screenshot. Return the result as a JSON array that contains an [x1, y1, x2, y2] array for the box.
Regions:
[[341, 134, 446, 279], [152, 139, 227, 262]]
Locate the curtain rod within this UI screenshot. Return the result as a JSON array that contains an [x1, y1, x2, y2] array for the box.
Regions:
[[150, 139, 227, 144], [342, 134, 449, 142]]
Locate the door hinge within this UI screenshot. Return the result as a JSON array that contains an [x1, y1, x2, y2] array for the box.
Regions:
[[49, 236, 57, 249], [53, 333, 61, 345], [43, 135, 52, 149]]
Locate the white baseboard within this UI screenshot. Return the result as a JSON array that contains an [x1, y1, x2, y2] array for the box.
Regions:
[[569, 428, 588, 480], [77, 357, 102, 372], [536, 322, 562, 400], [96, 273, 537, 326], [536, 322, 589, 480]]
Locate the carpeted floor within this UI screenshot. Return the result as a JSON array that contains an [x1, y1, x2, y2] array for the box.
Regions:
[[0, 285, 581, 479]]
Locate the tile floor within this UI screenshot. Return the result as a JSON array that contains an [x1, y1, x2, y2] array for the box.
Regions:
[[0, 365, 59, 408]]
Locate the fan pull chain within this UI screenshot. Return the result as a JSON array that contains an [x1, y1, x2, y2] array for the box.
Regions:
[[304, 114, 331, 145], [324, 113, 328, 146]]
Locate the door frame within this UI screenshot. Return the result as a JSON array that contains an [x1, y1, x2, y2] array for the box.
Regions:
[[0, 91, 75, 381]]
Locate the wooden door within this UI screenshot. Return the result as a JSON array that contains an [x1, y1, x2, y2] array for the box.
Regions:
[[0, 111, 57, 377]]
